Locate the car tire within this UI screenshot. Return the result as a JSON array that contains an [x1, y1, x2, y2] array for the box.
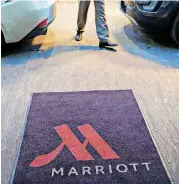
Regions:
[[171, 13, 179, 46], [1, 31, 5, 46]]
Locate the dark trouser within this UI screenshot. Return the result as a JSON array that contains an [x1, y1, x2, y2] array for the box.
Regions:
[[77, 0, 109, 42]]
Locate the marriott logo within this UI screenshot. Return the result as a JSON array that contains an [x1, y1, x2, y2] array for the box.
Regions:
[[30, 123, 119, 167], [30, 123, 152, 177]]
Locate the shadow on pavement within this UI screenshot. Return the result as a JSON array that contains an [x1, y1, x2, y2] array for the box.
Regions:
[[113, 24, 179, 68], [1, 40, 55, 65], [1, 29, 57, 64], [1, 32, 54, 56], [1, 38, 116, 66], [2, 40, 41, 57], [79, 45, 117, 52]]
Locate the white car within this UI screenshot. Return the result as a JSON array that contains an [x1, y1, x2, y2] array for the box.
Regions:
[[1, 0, 56, 45]]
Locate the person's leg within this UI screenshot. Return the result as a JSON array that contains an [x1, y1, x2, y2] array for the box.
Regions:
[[77, 0, 91, 32], [94, 0, 109, 41], [76, 0, 91, 41], [94, 0, 117, 47]]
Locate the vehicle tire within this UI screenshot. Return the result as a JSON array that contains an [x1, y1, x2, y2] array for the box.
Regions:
[[171, 13, 179, 45], [1, 31, 5, 46]]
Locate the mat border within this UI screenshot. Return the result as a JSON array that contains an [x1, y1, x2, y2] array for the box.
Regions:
[[9, 90, 174, 184], [133, 91, 174, 184], [9, 95, 33, 184]]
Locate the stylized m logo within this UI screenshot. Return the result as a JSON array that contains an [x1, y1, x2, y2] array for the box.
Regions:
[[30, 124, 119, 167]]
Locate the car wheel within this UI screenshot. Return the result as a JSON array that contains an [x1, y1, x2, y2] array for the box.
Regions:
[[1, 31, 5, 46], [171, 13, 179, 45]]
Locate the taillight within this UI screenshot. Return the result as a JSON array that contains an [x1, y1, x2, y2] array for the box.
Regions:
[[37, 18, 48, 28]]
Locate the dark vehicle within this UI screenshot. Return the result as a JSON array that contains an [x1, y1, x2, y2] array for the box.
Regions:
[[120, 0, 179, 45]]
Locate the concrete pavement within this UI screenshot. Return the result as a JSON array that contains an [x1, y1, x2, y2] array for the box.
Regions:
[[1, 1, 179, 184]]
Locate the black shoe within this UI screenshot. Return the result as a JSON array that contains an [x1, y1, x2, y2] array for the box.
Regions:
[[99, 40, 118, 48], [75, 31, 83, 41]]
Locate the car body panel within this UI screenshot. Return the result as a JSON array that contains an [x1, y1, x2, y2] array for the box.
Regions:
[[120, 0, 179, 34], [1, 0, 56, 43]]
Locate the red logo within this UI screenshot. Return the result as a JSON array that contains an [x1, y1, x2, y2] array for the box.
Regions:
[[30, 124, 119, 167]]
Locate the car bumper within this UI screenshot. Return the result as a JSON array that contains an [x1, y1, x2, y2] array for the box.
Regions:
[[24, 2, 56, 39], [2, 0, 57, 43], [120, 0, 179, 33], [24, 25, 48, 40]]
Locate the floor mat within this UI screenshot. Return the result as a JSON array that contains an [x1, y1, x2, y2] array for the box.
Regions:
[[11, 90, 171, 184]]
